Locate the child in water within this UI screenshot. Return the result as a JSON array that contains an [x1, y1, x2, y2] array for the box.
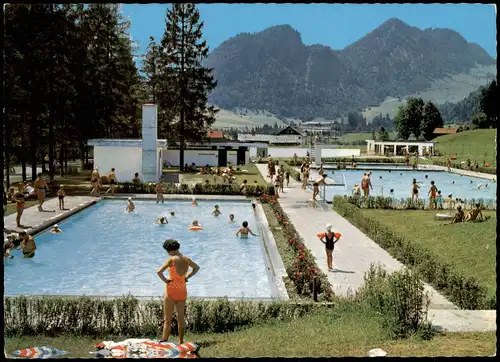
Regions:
[[389, 189, 394, 196], [170, 211, 175, 217], [190, 220, 201, 227], [212, 205, 221, 216], [192, 197, 198, 206], [251, 198, 256, 211], [236, 221, 258, 238], [50, 224, 62, 233], [228, 214, 235, 223], [155, 216, 168, 224], [126, 197, 135, 212]]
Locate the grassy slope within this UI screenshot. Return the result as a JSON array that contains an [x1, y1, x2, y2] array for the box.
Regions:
[[213, 108, 286, 129], [433, 129, 496, 166], [361, 209, 496, 301], [5, 310, 496, 357]]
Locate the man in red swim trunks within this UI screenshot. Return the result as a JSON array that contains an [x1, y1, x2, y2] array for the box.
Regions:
[[157, 239, 200, 344], [361, 173, 373, 197]]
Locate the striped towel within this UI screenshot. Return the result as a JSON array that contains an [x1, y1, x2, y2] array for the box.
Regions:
[[10, 347, 70, 359], [94, 339, 199, 359]]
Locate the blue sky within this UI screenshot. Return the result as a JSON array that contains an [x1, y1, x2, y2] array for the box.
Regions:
[[122, 3, 497, 63]]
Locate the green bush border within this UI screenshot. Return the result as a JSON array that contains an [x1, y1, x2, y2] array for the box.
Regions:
[[431, 159, 496, 175], [3, 296, 333, 337], [332, 196, 495, 310]]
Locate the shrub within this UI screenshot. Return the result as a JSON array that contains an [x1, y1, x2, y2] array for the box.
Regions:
[[115, 182, 274, 197], [332, 196, 492, 309], [3, 296, 333, 337], [356, 264, 435, 340], [260, 194, 334, 301]]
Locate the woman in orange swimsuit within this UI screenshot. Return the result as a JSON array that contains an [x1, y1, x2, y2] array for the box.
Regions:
[[157, 239, 200, 344]]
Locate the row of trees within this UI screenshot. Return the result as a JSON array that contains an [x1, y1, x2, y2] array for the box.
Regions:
[[4, 3, 218, 185], [393, 98, 444, 140], [472, 80, 498, 129], [4, 4, 145, 186]]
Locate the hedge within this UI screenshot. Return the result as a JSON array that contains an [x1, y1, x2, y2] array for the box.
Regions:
[[260, 194, 334, 302], [107, 182, 274, 197], [340, 195, 497, 211], [3, 296, 333, 337], [332, 196, 494, 310], [430, 159, 496, 175]]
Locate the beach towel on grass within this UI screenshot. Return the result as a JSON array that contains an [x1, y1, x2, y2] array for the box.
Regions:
[[10, 346, 70, 359], [93, 339, 198, 359]]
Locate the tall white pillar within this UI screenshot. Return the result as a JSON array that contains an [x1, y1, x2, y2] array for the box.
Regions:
[[142, 104, 159, 182], [418, 145, 423, 156], [393, 144, 397, 155], [315, 145, 321, 165]]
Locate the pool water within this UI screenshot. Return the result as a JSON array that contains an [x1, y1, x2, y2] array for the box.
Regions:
[[324, 163, 411, 169], [4, 200, 275, 298], [324, 170, 496, 201]]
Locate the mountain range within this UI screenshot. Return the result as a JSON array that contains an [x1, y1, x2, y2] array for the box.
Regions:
[[205, 18, 496, 121]]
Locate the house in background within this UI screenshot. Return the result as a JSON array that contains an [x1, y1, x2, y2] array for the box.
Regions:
[[433, 127, 458, 136]]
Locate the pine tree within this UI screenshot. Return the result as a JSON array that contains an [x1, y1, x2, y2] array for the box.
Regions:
[[157, 3, 218, 171], [142, 36, 161, 103]]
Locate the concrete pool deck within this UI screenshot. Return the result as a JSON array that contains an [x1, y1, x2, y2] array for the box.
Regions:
[[255, 164, 496, 332]]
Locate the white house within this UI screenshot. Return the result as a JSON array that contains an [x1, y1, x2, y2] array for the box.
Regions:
[[87, 104, 167, 183]]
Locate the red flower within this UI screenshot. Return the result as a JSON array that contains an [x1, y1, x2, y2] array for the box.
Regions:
[[298, 255, 304, 259]]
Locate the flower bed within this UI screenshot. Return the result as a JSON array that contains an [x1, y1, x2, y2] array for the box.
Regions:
[[260, 194, 334, 301]]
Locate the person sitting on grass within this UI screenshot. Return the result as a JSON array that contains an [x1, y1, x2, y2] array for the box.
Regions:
[[50, 224, 62, 233], [449, 205, 465, 224], [465, 203, 490, 223]]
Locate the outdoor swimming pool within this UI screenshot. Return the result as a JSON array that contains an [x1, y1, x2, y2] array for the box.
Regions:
[[4, 200, 277, 299], [323, 169, 496, 202]]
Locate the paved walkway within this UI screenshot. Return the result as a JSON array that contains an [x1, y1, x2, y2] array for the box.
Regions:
[[256, 164, 496, 332], [4, 196, 98, 235], [418, 162, 496, 181]]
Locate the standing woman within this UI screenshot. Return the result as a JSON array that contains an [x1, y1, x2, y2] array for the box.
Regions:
[[157, 239, 200, 344], [90, 167, 100, 196]]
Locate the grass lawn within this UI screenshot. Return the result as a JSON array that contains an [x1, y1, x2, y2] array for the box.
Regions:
[[5, 311, 496, 357], [179, 163, 268, 186], [433, 129, 496, 167], [361, 209, 496, 301]]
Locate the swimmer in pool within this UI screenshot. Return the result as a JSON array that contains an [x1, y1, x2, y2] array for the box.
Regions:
[[470, 180, 473, 185], [170, 211, 175, 217], [452, 180, 455, 184], [126, 197, 135, 212], [191, 197, 198, 206], [477, 184, 483, 190], [425, 175, 428, 179], [20, 231, 36, 258], [212, 205, 221, 217], [190, 220, 201, 228], [228, 214, 235, 223], [236, 221, 258, 238], [251, 199, 257, 212], [379, 176, 382, 179], [155, 216, 168, 224], [50, 224, 62, 233], [400, 173, 403, 176], [389, 189, 394, 196]]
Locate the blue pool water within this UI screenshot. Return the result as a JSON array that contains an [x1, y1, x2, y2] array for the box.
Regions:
[[4, 200, 274, 298], [323, 169, 496, 202], [324, 163, 411, 169]]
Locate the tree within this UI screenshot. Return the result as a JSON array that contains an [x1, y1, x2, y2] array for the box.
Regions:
[[156, 3, 218, 171], [420, 101, 443, 140], [393, 97, 425, 140], [378, 127, 389, 141], [479, 80, 498, 128], [142, 36, 161, 103], [472, 112, 489, 128]]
